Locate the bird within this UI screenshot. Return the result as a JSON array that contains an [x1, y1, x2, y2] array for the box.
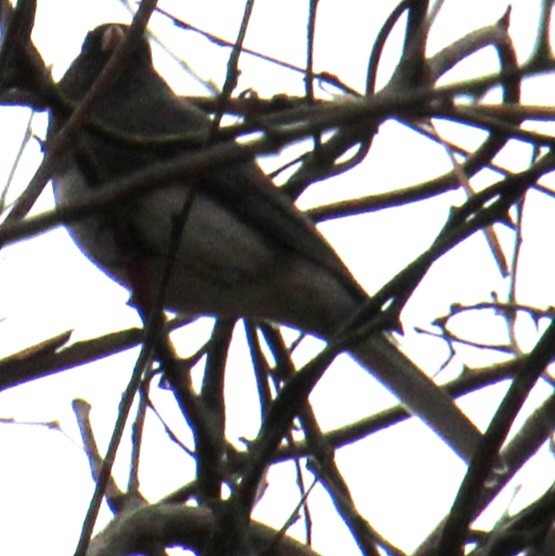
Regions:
[[47, 23, 481, 463]]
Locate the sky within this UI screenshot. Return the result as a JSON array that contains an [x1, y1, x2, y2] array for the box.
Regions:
[[1, 1, 555, 555]]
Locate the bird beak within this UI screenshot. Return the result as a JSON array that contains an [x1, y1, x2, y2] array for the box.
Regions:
[[101, 25, 126, 53]]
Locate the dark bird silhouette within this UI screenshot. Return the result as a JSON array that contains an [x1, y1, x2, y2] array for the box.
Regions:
[[47, 23, 481, 462]]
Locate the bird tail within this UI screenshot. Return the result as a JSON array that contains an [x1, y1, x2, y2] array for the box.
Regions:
[[349, 334, 481, 463]]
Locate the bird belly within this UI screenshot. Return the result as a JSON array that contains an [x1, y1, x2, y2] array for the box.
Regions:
[[52, 167, 357, 335]]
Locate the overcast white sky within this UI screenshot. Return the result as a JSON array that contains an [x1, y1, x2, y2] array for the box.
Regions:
[[1, 1, 555, 555]]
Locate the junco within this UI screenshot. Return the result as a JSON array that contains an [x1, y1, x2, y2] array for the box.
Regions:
[[47, 24, 481, 462]]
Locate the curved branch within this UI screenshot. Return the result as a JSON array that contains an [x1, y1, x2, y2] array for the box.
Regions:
[[87, 504, 323, 556]]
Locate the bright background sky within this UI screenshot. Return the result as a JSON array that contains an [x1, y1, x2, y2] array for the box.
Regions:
[[1, 1, 554, 554]]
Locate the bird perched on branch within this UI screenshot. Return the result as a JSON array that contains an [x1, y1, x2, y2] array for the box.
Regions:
[[47, 23, 481, 463]]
